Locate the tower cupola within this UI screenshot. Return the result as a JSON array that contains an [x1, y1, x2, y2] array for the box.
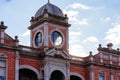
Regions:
[[35, 2, 64, 18], [28, 2, 70, 51]]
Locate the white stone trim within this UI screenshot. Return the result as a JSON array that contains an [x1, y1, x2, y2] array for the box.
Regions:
[[50, 29, 65, 48], [15, 51, 19, 80], [19, 65, 40, 79], [44, 57, 70, 80], [45, 48, 71, 59], [30, 30, 32, 47], [98, 70, 106, 80], [70, 72, 85, 80], [44, 22, 49, 47], [110, 53, 112, 64], [46, 22, 67, 29], [32, 23, 44, 31], [119, 55, 120, 66], [39, 68, 44, 80], [89, 65, 94, 80], [100, 51, 103, 63], [0, 53, 7, 80], [0, 30, 4, 43], [66, 28, 69, 51], [33, 30, 43, 48]]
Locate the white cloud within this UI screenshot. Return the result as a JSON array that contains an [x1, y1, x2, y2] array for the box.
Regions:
[[69, 31, 81, 44], [78, 18, 88, 25], [69, 17, 88, 25], [63, 10, 79, 18], [22, 30, 30, 37], [63, 10, 88, 26], [101, 17, 111, 23], [104, 22, 120, 45], [70, 17, 88, 25], [69, 44, 87, 57], [83, 36, 99, 43], [68, 3, 92, 10], [70, 31, 81, 36], [69, 36, 80, 44]]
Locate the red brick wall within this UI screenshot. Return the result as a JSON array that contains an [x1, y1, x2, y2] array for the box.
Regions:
[[94, 66, 110, 80], [70, 64, 85, 79], [0, 48, 15, 80], [19, 57, 43, 72]]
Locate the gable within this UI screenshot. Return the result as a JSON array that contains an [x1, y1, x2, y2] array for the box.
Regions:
[[45, 48, 71, 60], [4, 33, 15, 45]]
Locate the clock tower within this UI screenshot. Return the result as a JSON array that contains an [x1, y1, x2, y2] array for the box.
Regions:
[[28, 2, 71, 80], [28, 2, 70, 51]]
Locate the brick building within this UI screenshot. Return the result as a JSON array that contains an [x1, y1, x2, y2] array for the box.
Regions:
[[0, 1, 120, 80]]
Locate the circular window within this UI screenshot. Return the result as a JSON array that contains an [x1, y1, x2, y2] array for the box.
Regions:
[[35, 32, 42, 47], [51, 31, 63, 46]]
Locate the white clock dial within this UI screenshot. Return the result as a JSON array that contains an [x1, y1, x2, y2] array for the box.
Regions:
[[35, 32, 42, 47], [51, 31, 63, 46], [55, 36, 62, 46]]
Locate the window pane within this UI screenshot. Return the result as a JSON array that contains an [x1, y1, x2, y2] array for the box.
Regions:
[[35, 32, 42, 47], [118, 77, 120, 80], [0, 61, 5, 67], [0, 76, 5, 80], [99, 74, 105, 80], [0, 68, 5, 76]]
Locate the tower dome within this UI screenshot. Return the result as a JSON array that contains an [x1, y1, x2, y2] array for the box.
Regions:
[[35, 2, 64, 18]]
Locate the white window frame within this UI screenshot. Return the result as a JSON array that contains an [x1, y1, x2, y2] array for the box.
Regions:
[[0, 53, 7, 80], [118, 73, 120, 80], [99, 71, 105, 80]]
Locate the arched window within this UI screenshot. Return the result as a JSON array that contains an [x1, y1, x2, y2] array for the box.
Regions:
[[0, 53, 7, 80], [118, 73, 120, 80], [99, 71, 105, 80], [50, 70, 65, 80]]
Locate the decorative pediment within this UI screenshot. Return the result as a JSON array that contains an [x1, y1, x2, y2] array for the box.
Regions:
[[0, 53, 7, 58], [45, 48, 71, 60]]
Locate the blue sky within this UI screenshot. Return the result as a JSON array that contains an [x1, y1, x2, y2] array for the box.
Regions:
[[0, 0, 120, 57]]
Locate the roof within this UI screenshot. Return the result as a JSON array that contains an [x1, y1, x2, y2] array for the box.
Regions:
[[35, 2, 64, 18]]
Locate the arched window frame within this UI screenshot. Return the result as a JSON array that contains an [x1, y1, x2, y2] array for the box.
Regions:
[[0, 53, 7, 80], [99, 71, 105, 80], [118, 73, 120, 80]]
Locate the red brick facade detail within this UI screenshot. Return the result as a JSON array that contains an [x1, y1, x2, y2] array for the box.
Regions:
[[0, 2, 120, 80]]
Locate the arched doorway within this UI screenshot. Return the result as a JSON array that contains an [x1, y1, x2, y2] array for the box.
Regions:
[[50, 70, 65, 80], [70, 75, 82, 80], [19, 69, 38, 80]]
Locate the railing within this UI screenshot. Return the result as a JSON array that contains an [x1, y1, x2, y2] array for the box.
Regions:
[[19, 45, 40, 54]]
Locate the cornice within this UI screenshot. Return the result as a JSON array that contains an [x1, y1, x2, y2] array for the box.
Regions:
[[28, 18, 70, 30]]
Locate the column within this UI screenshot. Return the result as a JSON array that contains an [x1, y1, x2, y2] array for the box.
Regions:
[[110, 53, 112, 65], [0, 21, 7, 44], [66, 61, 70, 80], [89, 65, 94, 80], [14, 35, 20, 80], [110, 69, 114, 80], [44, 60, 50, 80], [0, 30, 4, 43], [15, 51, 20, 80], [44, 22, 49, 51], [100, 51, 103, 63], [119, 55, 120, 66]]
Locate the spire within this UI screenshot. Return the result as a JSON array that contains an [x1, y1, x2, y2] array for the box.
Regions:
[[48, 0, 50, 3]]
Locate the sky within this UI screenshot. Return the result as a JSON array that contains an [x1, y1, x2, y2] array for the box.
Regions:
[[0, 0, 120, 57]]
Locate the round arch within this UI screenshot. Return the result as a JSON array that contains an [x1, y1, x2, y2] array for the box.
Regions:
[[19, 65, 40, 79], [50, 70, 65, 80], [70, 72, 84, 80]]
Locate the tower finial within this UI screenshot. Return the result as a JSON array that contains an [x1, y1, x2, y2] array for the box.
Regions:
[[48, 0, 50, 3]]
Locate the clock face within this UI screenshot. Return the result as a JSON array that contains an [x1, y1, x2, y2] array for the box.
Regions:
[[51, 31, 63, 46], [35, 32, 42, 47]]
